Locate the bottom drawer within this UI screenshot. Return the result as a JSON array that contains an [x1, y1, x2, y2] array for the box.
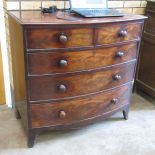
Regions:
[[31, 83, 132, 128]]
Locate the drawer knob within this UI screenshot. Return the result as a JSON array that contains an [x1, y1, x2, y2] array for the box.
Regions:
[[58, 84, 67, 92], [116, 51, 124, 57], [113, 74, 122, 81], [59, 110, 66, 118], [59, 33, 68, 44], [111, 98, 118, 104], [59, 59, 68, 67], [119, 30, 127, 37]]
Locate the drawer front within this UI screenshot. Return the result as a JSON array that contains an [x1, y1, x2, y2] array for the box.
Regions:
[[26, 28, 93, 49], [28, 62, 135, 102], [95, 23, 142, 45], [31, 84, 132, 128], [28, 43, 137, 75]]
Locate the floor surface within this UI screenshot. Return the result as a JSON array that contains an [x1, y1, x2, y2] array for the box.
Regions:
[[0, 93, 155, 155]]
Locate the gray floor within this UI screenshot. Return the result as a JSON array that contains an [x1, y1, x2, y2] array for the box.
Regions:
[[0, 93, 155, 155]]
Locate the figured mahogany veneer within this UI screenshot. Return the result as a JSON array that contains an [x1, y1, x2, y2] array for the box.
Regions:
[[26, 28, 93, 49], [31, 84, 132, 128], [96, 23, 142, 45], [28, 62, 135, 102], [28, 43, 137, 75], [26, 23, 141, 50], [8, 10, 146, 148]]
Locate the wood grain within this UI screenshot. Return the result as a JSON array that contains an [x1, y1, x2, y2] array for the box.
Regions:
[[26, 28, 93, 49], [96, 23, 142, 45], [31, 84, 132, 128], [7, 11, 147, 25], [7, 10, 146, 147], [28, 62, 135, 102], [27, 43, 137, 75]]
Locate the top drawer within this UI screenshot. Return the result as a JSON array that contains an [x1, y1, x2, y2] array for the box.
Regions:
[[26, 27, 93, 49], [26, 22, 142, 50], [95, 22, 142, 45]]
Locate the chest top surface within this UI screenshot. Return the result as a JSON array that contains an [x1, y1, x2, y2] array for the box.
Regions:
[[8, 10, 147, 26]]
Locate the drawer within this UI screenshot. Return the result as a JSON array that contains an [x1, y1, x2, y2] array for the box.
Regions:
[[31, 84, 132, 128], [26, 27, 93, 49], [95, 22, 142, 45], [27, 43, 137, 75], [28, 62, 135, 102]]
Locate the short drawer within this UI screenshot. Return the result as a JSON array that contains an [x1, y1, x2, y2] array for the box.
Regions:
[[28, 62, 135, 102], [26, 27, 93, 49], [27, 43, 137, 75], [95, 22, 142, 45], [31, 84, 132, 128]]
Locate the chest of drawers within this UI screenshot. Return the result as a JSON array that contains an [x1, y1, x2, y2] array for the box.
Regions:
[[8, 11, 146, 147]]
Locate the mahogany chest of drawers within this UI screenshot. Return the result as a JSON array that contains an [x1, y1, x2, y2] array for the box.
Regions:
[[136, 1, 155, 98], [8, 11, 146, 147]]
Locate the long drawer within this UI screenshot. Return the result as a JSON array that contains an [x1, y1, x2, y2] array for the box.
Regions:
[[30, 83, 132, 128], [27, 43, 137, 75], [28, 62, 135, 102]]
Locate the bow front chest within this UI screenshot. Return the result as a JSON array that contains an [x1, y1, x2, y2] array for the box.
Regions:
[[8, 11, 146, 147]]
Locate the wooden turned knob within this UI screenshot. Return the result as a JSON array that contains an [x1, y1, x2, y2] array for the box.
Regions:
[[111, 98, 118, 104], [113, 74, 122, 81], [119, 30, 127, 37], [58, 84, 67, 92], [116, 51, 124, 57], [59, 110, 66, 118], [59, 33, 68, 44], [59, 59, 68, 67]]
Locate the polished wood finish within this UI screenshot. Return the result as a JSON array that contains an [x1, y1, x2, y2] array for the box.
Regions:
[[8, 11, 146, 25], [136, 1, 155, 98], [28, 43, 137, 75], [31, 84, 132, 128], [28, 62, 135, 102], [8, 10, 146, 147], [26, 28, 93, 49], [26, 23, 141, 49], [96, 23, 142, 45]]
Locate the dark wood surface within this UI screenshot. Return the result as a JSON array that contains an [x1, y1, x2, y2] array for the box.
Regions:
[[8, 10, 147, 25], [136, 1, 155, 98], [28, 62, 135, 102], [95, 22, 142, 45], [26, 22, 142, 50], [31, 84, 132, 128], [27, 43, 137, 75], [137, 41, 155, 87], [8, 10, 146, 147], [26, 27, 94, 49]]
